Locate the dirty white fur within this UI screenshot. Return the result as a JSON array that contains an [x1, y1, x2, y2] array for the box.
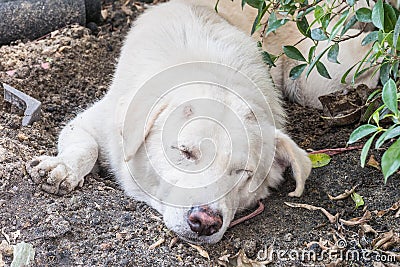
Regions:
[[27, 0, 311, 244]]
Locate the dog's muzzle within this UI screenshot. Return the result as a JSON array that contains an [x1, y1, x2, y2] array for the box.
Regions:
[[187, 205, 223, 236]]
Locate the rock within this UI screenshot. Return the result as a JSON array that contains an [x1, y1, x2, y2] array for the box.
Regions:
[[243, 239, 257, 258], [284, 233, 293, 242], [233, 238, 241, 249]]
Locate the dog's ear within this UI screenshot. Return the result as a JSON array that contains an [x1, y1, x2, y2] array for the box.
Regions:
[[274, 129, 312, 197], [117, 96, 167, 162]]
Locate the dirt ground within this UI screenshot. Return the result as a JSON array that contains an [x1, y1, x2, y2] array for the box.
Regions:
[[0, 1, 399, 266]]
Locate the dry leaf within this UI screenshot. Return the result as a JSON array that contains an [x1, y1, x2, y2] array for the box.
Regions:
[[374, 200, 400, 218], [188, 243, 209, 260], [367, 155, 381, 170], [218, 249, 272, 267], [284, 202, 338, 223], [328, 186, 357, 200], [101, 9, 108, 20], [360, 224, 377, 235], [149, 238, 165, 250], [0, 240, 13, 256], [121, 5, 133, 16], [169, 237, 179, 248], [372, 231, 394, 249], [340, 210, 371, 226]]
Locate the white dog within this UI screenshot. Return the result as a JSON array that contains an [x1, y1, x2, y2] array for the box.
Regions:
[[27, 0, 311, 244]]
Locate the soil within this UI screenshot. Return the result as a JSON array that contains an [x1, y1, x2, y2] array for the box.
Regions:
[[0, 1, 399, 266]]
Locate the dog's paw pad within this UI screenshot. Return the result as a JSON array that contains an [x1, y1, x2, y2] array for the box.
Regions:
[[26, 156, 82, 195]]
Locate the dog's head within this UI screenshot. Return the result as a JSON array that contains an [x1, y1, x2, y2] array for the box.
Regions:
[[121, 74, 311, 244]]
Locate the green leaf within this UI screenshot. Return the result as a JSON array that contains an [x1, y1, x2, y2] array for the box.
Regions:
[[341, 63, 357, 84], [382, 79, 399, 116], [296, 16, 311, 38], [250, 1, 267, 35], [371, 109, 380, 125], [371, 0, 384, 29], [383, 3, 397, 32], [380, 62, 390, 85], [393, 16, 400, 52], [375, 125, 400, 148], [320, 13, 331, 30], [351, 192, 365, 209], [381, 138, 400, 182], [341, 15, 357, 36], [244, 0, 264, 9], [361, 31, 379, 46], [306, 46, 330, 78], [327, 43, 340, 64], [261, 51, 276, 67], [311, 28, 328, 41], [308, 153, 331, 168], [308, 45, 316, 62], [356, 8, 372, 23], [283, 46, 307, 62], [347, 0, 356, 7], [384, 125, 400, 141], [289, 64, 307, 80], [329, 10, 349, 42], [348, 124, 378, 144], [392, 60, 399, 80], [314, 5, 324, 20], [360, 133, 377, 167], [316, 61, 331, 79], [265, 19, 289, 35]]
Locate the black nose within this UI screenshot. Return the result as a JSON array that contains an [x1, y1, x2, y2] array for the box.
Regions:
[[187, 206, 223, 236]]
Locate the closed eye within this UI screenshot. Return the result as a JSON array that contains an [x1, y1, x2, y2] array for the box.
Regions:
[[171, 145, 197, 160]]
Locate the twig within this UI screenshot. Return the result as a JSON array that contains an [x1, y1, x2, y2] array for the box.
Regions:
[[308, 145, 363, 156]]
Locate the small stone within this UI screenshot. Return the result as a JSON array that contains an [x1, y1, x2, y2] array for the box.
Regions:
[[100, 243, 112, 250], [125, 202, 136, 212], [233, 238, 241, 249], [284, 233, 293, 242], [243, 239, 257, 258], [17, 133, 28, 142]]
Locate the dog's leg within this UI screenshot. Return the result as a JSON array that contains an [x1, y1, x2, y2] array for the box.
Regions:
[[27, 111, 100, 195], [275, 129, 312, 197]]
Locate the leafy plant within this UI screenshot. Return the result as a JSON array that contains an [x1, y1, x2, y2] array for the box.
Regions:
[[218, 0, 400, 182]]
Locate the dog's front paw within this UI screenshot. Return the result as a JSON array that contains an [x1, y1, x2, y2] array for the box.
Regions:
[[26, 156, 84, 195]]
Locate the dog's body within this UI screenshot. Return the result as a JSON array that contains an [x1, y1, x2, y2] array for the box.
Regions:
[[28, 0, 311, 244], [193, 0, 380, 108]]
